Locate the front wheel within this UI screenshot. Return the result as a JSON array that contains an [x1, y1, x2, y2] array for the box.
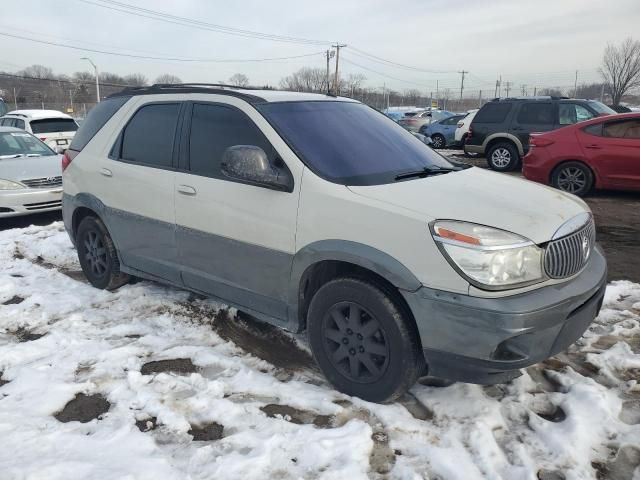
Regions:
[[487, 142, 519, 171], [307, 277, 424, 402], [431, 134, 446, 149], [76, 216, 130, 290], [551, 161, 593, 196]]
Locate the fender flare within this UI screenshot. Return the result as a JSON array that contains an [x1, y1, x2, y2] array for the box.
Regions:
[[483, 133, 524, 156]]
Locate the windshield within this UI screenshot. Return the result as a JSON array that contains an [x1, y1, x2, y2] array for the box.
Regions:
[[30, 118, 78, 134], [257, 101, 454, 185], [0, 131, 55, 158], [587, 101, 616, 115]]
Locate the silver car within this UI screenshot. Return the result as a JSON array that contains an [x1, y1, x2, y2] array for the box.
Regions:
[[0, 127, 63, 218], [398, 109, 455, 132]]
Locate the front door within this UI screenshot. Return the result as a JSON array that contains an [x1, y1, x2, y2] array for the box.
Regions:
[[174, 99, 302, 319]]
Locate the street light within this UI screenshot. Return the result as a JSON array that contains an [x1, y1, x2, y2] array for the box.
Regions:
[[81, 57, 100, 103]]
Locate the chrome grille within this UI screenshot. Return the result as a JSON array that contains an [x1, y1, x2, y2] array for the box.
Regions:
[[544, 219, 596, 279], [21, 176, 62, 188]]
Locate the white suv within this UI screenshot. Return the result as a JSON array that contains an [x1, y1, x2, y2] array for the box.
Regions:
[[0, 110, 78, 151], [62, 85, 607, 402]]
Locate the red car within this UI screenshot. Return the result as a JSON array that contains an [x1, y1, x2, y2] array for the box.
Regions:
[[523, 113, 640, 196]]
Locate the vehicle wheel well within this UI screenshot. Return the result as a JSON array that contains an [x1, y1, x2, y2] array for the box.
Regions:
[[486, 137, 518, 155], [72, 207, 99, 239], [297, 260, 420, 345], [550, 160, 595, 184]]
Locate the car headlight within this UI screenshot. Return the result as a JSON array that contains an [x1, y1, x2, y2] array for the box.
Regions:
[[0, 179, 25, 190], [431, 220, 545, 290]]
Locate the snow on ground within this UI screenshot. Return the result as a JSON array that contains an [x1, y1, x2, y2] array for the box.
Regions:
[[0, 222, 639, 480]]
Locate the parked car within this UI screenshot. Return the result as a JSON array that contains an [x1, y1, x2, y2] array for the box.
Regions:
[[398, 109, 455, 132], [62, 84, 606, 402], [384, 111, 405, 122], [0, 110, 78, 152], [0, 127, 63, 217], [465, 97, 615, 171], [523, 113, 640, 196], [0, 98, 7, 117], [454, 109, 478, 148], [419, 114, 466, 148]]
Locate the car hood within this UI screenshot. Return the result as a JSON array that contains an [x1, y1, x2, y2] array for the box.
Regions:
[[347, 167, 589, 244], [0, 155, 62, 183]]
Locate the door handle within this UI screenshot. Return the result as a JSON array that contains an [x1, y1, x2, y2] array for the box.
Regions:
[[177, 185, 197, 196], [100, 168, 112, 177], [585, 144, 602, 149]]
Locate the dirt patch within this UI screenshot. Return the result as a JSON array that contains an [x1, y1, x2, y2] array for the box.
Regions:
[[183, 305, 316, 372], [369, 430, 396, 475], [397, 393, 434, 421], [537, 470, 565, 480], [54, 393, 110, 423], [188, 422, 224, 441], [620, 400, 640, 425], [9, 273, 23, 278], [12, 327, 45, 342], [0, 372, 8, 388], [260, 404, 333, 428], [591, 335, 640, 354], [2, 295, 24, 305], [598, 446, 640, 480], [140, 358, 197, 376], [31, 255, 87, 283], [136, 416, 158, 432]]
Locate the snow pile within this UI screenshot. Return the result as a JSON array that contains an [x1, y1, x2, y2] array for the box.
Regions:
[[0, 222, 639, 479]]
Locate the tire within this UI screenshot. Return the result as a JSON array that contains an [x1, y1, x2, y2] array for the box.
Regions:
[[551, 161, 594, 197], [431, 134, 446, 149], [487, 142, 520, 171], [307, 277, 424, 403], [76, 216, 130, 290]]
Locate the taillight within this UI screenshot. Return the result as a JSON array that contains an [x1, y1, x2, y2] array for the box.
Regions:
[[465, 125, 473, 143], [61, 150, 78, 172], [40, 137, 47, 142], [457, 121, 464, 128], [529, 135, 554, 148]]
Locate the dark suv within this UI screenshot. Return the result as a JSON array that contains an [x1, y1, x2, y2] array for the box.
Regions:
[[465, 97, 615, 171]]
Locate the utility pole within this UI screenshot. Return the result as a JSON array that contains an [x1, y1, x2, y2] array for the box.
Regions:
[[573, 70, 578, 98], [498, 75, 502, 97], [436, 80, 439, 106], [600, 83, 605, 102], [81, 57, 100, 103], [504, 81, 512, 97], [325, 49, 335, 94], [458, 70, 468, 100], [520, 84, 527, 96], [69, 90, 74, 112], [13, 87, 18, 109], [533, 86, 537, 96], [478, 90, 482, 108], [494, 77, 500, 98], [332, 43, 347, 96]]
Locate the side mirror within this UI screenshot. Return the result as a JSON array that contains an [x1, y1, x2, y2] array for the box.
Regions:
[[221, 145, 293, 192]]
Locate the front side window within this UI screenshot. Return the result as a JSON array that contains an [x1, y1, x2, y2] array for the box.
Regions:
[[30, 118, 78, 134], [559, 104, 595, 125], [257, 101, 453, 185], [0, 132, 55, 157], [188, 103, 274, 178], [120, 103, 180, 167], [516, 103, 555, 125], [14, 119, 25, 130], [583, 124, 603, 136], [474, 103, 512, 123], [604, 119, 640, 139]]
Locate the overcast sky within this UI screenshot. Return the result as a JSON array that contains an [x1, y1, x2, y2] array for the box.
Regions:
[[1, 0, 639, 94]]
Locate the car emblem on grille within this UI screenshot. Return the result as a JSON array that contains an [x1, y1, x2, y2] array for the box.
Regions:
[[46, 177, 56, 182], [582, 234, 590, 260]]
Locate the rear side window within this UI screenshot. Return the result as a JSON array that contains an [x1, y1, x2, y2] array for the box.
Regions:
[[69, 96, 130, 151], [474, 103, 512, 123], [604, 119, 640, 139], [30, 118, 78, 134], [516, 103, 554, 125], [120, 103, 180, 168], [188, 103, 274, 178]]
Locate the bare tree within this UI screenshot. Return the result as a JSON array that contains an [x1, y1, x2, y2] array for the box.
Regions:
[[124, 74, 148, 86], [229, 73, 249, 87], [280, 67, 327, 92], [19, 65, 54, 79], [600, 37, 640, 105], [155, 74, 182, 84]]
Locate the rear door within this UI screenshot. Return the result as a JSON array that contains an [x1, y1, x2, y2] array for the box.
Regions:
[[510, 102, 556, 151], [174, 98, 302, 319], [580, 118, 640, 188], [95, 100, 183, 282]]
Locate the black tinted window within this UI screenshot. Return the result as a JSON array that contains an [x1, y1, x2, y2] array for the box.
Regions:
[[257, 101, 453, 185], [15, 119, 25, 129], [70, 96, 130, 151], [30, 118, 78, 134], [189, 104, 273, 178], [121, 103, 180, 167], [474, 103, 512, 123], [583, 124, 603, 136], [516, 103, 554, 125]]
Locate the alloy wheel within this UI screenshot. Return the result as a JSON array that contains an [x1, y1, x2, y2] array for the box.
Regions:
[[83, 230, 108, 277], [322, 301, 390, 384], [491, 147, 512, 168], [432, 135, 444, 148], [557, 167, 587, 193]]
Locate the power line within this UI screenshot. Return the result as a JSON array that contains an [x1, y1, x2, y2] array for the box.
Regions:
[[0, 31, 325, 63], [348, 47, 455, 74]]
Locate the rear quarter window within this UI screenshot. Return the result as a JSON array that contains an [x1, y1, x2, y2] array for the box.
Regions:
[[69, 96, 131, 151], [474, 103, 512, 123]]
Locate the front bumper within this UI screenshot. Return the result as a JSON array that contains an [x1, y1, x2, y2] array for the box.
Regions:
[[0, 188, 63, 218], [463, 144, 484, 155], [402, 246, 607, 384]]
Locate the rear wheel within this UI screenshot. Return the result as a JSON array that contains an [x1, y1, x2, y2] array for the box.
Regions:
[[307, 277, 424, 402], [76, 216, 130, 290], [551, 161, 593, 196], [431, 134, 446, 149], [487, 142, 520, 171]]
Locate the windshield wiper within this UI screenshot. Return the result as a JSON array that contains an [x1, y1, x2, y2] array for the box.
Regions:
[[0, 154, 23, 159], [394, 166, 458, 181], [25, 154, 42, 157]]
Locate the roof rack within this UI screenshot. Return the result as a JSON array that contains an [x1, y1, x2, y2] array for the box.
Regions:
[[108, 83, 268, 103], [490, 96, 571, 101]]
